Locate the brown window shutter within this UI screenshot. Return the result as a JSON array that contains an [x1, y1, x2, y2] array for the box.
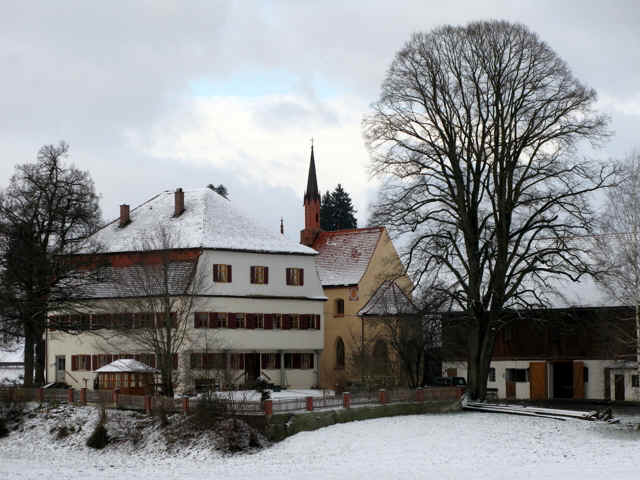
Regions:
[[250, 266, 255, 283], [228, 265, 232, 282], [71, 355, 78, 371], [264, 266, 269, 284], [209, 312, 217, 328], [300, 269, 304, 286], [213, 264, 218, 281], [264, 314, 273, 330], [91, 355, 97, 371], [286, 268, 291, 285]]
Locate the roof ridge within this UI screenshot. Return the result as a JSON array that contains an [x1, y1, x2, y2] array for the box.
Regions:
[[320, 226, 384, 236]]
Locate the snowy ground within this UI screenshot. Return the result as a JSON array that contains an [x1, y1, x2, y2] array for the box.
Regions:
[[2, 407, 640, 479]]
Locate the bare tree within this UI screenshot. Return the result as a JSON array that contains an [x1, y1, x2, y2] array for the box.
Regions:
[[364, 21, 611, 399], [0, 142, 101, 386], [93, 226, 205, 397], [593, 152, 640, 398]]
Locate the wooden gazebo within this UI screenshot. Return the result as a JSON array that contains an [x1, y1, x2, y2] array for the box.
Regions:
[[95, 359, 159, 395]]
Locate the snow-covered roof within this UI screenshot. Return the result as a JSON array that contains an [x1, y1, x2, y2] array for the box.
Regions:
[[95, 359, 159, 373], [312, 227, 383, 287], [88, 188, 317, 255], [358, 280, 419, 316]]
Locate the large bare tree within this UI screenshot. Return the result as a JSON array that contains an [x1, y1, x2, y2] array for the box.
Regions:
[[0, 142, 101, 386], [364, 21, 611, 399], [593, 152, 640, 398]]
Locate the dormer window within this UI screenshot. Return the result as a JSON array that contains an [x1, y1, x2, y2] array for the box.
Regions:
[[213, 264, 232, 283]]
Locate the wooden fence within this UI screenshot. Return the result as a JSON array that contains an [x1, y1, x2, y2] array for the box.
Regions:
[[0, 386, 463, 416]]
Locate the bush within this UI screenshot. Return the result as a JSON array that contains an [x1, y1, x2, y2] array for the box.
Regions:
[[86, 407, 109, 449], [190, 395, 229, 430], [0, 417, 8, 439]]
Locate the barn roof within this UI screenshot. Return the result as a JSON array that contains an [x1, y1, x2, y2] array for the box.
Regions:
[[87, 188, 316, 255], [312, 227, 384, 287]]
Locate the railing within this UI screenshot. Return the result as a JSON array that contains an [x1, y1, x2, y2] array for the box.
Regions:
[[0, 386, 463, 416]]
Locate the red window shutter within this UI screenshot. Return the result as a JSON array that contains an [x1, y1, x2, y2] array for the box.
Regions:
[[71, 355, 78, 371], [91, 355, 97, 371], [316, 315, 321, 329], [250, 266, 255, 283], [213, 264, 218, 281], [264, 266, 269, 284], [275, 354, 281, 369], [300, 269, 304, 286], [264, 314, 273, 330], [227, 265, 232, 282], [229, 313, 237, 329], [286, 268, 291, 285], [209, 312, 217, 328], [293, 353, 301, 369], [194, 312, 201, 328]]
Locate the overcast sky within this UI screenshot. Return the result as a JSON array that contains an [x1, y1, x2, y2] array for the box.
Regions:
[[1, 1, 639, 239]]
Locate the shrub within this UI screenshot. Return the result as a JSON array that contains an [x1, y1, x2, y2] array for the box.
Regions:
[[0, 417, 8, 439], [86, 407, 109, 449]]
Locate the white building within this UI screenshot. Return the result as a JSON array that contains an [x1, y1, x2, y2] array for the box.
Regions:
[[46, 187, 326, 392]]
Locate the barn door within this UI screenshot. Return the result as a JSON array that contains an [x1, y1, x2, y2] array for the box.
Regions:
[[529, 362, 547, 400], [573, 361, 585, 399], [615, 374, 625, 401]]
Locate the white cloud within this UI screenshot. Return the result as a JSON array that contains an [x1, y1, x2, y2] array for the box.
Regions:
[[126, 93, 377, 224]]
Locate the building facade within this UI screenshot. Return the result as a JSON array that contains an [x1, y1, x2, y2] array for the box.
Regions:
[[46, 187, 326, 392]]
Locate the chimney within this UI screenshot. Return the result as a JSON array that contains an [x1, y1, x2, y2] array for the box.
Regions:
[[119, 204, 130, 228], [174, 188, 185, 217], [280, 218, 284, 235]]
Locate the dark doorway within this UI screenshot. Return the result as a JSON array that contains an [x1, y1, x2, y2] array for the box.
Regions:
[[553, 361, 573, 398], [245, 353, 260, 385], [615, 374, 625, 401]]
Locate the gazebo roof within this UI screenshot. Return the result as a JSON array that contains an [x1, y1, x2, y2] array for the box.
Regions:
[[95, 358, 159, 373]]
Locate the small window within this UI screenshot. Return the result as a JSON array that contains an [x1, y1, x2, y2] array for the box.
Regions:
[[286, 267, 304, 286], [213, 264, 232, 283], [488, 367, 496, 382], [335, 299, 345, 316], [632, 375, 639, 388], [506, 368, 528, 383], [336, 337, 345, 369], [250, 266, 269, 284]]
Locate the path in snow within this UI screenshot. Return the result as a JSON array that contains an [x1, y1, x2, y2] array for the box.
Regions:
[[2, 411, 640, 479]]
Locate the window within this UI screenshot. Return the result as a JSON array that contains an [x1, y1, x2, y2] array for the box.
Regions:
[[211, 312, 228, 328], [194, 312, 208, 329], [261, 353, 281, 369], [71, 355, 92, 371], [632, 375, 639, 388], [335, 299, 345, 316], [250, 266, 269, 284], [96, 266, 112, 283], [230, 353, 244, 369], [286, 267, 304, 286], [284, 353, 310, 369], [336, 337, 345, 369], [506, 368, 528, 382], [213, 264, 232, 283], [488, 367, 496, 382]]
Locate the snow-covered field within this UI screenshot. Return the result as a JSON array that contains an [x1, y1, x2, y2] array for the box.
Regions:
[[2, 407, 640, 479]]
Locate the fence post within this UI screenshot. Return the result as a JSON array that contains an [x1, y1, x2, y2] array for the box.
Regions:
[[144, 395, 152, 414], [263, 399, 273, 416], [182, 396, 189, 415], [112, 388, 120, 408], [306, 396, 313, 411], [343, 392, 351, 409], [67, 388, 74, 404], [38, 388, 44, 403], [379, 388, 386, 405], [416, 387, 424, 403], [80, 388, 87, 405]]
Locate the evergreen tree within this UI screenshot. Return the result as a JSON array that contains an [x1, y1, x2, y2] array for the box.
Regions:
[[320, 184, 357, 231]]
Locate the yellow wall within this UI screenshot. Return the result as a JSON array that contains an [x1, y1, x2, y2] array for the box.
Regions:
[[319, 229, 411, 389]]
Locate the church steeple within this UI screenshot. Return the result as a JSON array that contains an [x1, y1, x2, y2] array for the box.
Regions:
[[300, 143, 322, 246]]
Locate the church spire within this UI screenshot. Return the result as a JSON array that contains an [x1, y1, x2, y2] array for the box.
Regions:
[[300, 143, 322, 246], [304, 144, 320, 203]]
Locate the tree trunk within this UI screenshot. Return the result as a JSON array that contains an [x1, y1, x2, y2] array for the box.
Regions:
[[35, 333, 46, 386], [636, 303, 640, 401], [23, 331, 34, 387], [467, 320, 495, 400]]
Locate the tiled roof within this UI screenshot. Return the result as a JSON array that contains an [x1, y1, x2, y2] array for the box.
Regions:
[[358, 280, 419, 316], [312, 227, 383, 287], [87, 188, 316, 255]]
